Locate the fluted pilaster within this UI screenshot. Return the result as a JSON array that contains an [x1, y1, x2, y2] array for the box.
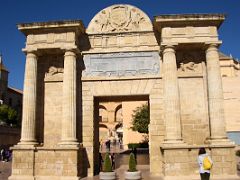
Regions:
[[162, 45, 183, 144], [19, 52, 38, 145], [60, 50, 78, 145], [206, 44, 229, 143]]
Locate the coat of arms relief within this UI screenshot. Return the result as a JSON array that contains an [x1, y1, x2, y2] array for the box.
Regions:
[[88, 5, 151, 33]]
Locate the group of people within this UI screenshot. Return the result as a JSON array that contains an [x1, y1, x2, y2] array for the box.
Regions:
[[99, 137, 124, 152], [0, 148, 11, 162]]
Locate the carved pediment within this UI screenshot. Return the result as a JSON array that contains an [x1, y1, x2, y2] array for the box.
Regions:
[[87, 4, 153, 34]]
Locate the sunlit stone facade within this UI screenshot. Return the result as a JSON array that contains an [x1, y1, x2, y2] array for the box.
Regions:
[[10, 4, 238, 180]]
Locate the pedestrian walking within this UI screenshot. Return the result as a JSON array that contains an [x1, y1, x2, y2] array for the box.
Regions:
[[5, 149, 10, 162], [111, 153, 115, 169], [105, 139, 111, 152], [99, 153, 103, 172], [0, 148, 5, 162]]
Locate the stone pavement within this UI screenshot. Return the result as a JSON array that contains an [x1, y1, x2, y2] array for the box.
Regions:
[[0, 161, 11, 180], [81, 165, 162, 180], [81, 164, 240, 180], [1, 158, 239, 180]]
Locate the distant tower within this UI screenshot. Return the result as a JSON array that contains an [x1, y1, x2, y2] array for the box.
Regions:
[[0, 54, 9, 103]]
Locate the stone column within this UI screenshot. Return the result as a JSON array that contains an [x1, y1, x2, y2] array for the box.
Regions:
[[206, 44, 228, 142], [19, 52, 38, 145], [60, 50, 78, 145], [162, 45, 183, 144]]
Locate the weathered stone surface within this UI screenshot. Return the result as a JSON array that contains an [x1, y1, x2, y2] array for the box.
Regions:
[[11, 4, 238, 180], [83, 52, 160, 77]]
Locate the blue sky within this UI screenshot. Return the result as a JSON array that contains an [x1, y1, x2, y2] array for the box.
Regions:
[[0, 0, 239, 90]]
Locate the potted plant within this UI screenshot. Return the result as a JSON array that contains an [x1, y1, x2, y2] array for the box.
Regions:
[[125, 152, 141, 180], [99, 152, 116, 180]]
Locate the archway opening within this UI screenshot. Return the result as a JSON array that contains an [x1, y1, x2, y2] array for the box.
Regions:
[[93, 95, 150, 174]]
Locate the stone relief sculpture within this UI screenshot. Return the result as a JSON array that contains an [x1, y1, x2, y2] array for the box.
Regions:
[[87, 4, 152, 33], [97, 10, 110, 32], [44, 58, 64, 81], [180, 62, 197, 72], [178, 53, 202, 73], [46, 66, 64, 76]]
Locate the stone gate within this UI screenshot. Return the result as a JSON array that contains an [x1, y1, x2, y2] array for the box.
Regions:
[[10, 4, 237, 180]]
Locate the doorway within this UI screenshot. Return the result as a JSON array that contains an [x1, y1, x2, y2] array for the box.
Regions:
[[93, 95, 149, 174]]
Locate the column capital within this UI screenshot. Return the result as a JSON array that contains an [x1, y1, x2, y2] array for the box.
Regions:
[[161, 43, 178, 54], [64, 50, 77, 57], [161, 43, 178, 48], [26, 51, 38, 59], [22, 48, 38, 55], [63, 47, 81, 55], [162, 45, 176, 54], [204, 41, 222, 51]]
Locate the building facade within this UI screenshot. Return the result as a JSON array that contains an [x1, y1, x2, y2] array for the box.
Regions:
[[98, 101, 147, 149], [10, 4, 238, 180], [0, 55, 22, 148], [220, 53, 240, 144], [0, 55, 22, 112]]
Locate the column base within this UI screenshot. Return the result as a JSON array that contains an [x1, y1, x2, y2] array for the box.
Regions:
[[9, 175, 35, 180], [9, 175, 81, 180], [207, 137, 235, 146], [162, 139, 186, 145], [58, 140, 79, 147], [17, 141, 38, 147]]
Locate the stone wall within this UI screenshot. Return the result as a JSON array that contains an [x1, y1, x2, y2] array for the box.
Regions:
[[162, 146, 236, 178], [179, 78, 209, 145], [44, 82, 62, 147], [10, 147, 84, 180], [223, 77, 240, 132]]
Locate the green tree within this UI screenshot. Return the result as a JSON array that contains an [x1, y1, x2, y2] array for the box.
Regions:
[[0, 105, 9, 123], [0, 104, 18, 126], [8, 107, 18, 125], [131, 104, 149, 134]]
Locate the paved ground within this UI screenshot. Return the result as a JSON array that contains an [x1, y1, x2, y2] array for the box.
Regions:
[[81, 165, 163, 180], [0, 161, 11, 180], [1, 155, 239, 180]]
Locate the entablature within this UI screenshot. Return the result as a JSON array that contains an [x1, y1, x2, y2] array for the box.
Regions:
[[82, 31, 159, 54], [154, 14, 225, 45], [18, 20, 85, 53]]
